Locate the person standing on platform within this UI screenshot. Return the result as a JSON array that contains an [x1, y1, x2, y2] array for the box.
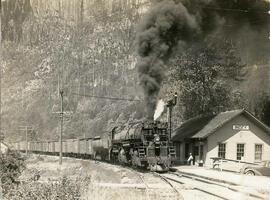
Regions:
[[187, 153, 193, 165]]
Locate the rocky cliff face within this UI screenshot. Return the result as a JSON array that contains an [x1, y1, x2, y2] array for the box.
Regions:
[[2, 0, 151, 141], [30, 0, 149, 22], [2, 0, 150, 42]]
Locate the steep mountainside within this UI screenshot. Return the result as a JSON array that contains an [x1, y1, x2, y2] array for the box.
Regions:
[[1, 0, 149, 141]]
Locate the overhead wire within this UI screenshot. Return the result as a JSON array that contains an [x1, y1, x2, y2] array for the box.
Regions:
[[71, 92, 142, 102], [200, 6, 270, 14]]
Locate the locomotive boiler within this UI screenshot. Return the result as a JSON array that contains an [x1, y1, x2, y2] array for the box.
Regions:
[[92, 120, 176, 171]]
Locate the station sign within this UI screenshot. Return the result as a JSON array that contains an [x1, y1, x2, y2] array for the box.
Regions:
[[232, 125, 249, 130]]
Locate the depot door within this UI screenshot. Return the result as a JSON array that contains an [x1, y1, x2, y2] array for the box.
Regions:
[[193, 146, 199, 164]]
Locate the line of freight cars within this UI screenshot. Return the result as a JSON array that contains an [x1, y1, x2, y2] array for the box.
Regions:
[[13, 121, 176, 172], [13, 137, 99, 159]]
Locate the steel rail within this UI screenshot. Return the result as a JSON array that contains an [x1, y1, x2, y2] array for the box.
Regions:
[[164, 172, 266, 200], [151, 172, 182, 198]]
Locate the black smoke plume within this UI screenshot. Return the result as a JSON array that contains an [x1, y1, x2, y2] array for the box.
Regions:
[[183, 0, 270, 61], [136, 0, 198, 119], [136, 0, 269, 120]]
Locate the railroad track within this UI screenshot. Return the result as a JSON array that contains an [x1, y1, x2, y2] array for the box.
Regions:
[[151, 172, 182, 199], [116, 167, 182, 200], [134, 171, 150, 189], [160, 172, 268, 200]]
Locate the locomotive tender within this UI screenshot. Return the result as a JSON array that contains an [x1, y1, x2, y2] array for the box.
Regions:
[[13, 120, 176, 172]]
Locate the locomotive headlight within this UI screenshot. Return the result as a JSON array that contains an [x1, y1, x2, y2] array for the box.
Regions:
[[154, 136, 160, 142]]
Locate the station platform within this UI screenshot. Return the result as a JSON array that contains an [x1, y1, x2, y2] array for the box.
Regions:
[[174, 166, 270, 193]]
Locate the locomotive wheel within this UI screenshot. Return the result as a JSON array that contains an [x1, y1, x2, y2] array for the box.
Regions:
[[118, 148, 128, 164], [131, 158, 136, 167], [109, 149, 118, 164]]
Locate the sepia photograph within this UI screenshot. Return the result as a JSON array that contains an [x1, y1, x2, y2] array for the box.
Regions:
[[0, 0, 270, 199]]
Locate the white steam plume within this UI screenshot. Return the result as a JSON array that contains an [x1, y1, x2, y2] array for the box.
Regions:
[[154, 99, 165, 121]]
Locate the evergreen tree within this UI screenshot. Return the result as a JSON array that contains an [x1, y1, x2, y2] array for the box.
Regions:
[[167, 41, 246, 120], [255, 93, 270, 127]]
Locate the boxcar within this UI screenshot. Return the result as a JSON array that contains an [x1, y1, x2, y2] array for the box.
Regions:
[[86, 139, 93, 157], [73, 139, 80, 157], [36, 142, 40, 152], [48, 141, 55, 154], [29, 141, 34, 152], [66, 139, 75, 156], [40, 141, 49, 153], [79, 139, 86, 155], [54, 141, 60, 155], [92, 136, 110, 160], [62, 140, 68, 156]]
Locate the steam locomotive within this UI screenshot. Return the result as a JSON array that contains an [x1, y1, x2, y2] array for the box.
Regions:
[[13, 120, 176, 172]]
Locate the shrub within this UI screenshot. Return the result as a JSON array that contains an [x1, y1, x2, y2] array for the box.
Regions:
[[0, 151, 25, 195], [5, 175, 90, 200]]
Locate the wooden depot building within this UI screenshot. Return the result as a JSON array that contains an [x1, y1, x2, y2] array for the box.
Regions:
[[171, 109, 270, 166]]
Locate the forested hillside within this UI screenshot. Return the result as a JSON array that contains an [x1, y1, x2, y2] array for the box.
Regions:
[[1, 0, 150, 141], [1, 0, 269, 142]]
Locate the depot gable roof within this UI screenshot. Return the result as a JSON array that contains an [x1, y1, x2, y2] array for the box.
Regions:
[[171, 109, 270, 141]]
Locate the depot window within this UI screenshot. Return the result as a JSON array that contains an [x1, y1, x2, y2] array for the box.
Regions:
[[236, 143, 245, 160], [254, 144, 263, 161], [218, 143, 226, 159]]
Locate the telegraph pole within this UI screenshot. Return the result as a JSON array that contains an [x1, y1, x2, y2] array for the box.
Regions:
[[53, 88, 72, 165], [59, 90, 64, 165]]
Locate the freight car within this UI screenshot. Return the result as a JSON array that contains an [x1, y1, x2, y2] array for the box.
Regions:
[[12, 120, 176, 172]]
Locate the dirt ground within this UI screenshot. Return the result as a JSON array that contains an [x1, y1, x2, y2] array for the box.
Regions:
[[19, 155, 223, 200]]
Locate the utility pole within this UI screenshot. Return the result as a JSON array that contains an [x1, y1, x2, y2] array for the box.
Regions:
[[59, 90, 64, 165], [53, 89, 72, 165]]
